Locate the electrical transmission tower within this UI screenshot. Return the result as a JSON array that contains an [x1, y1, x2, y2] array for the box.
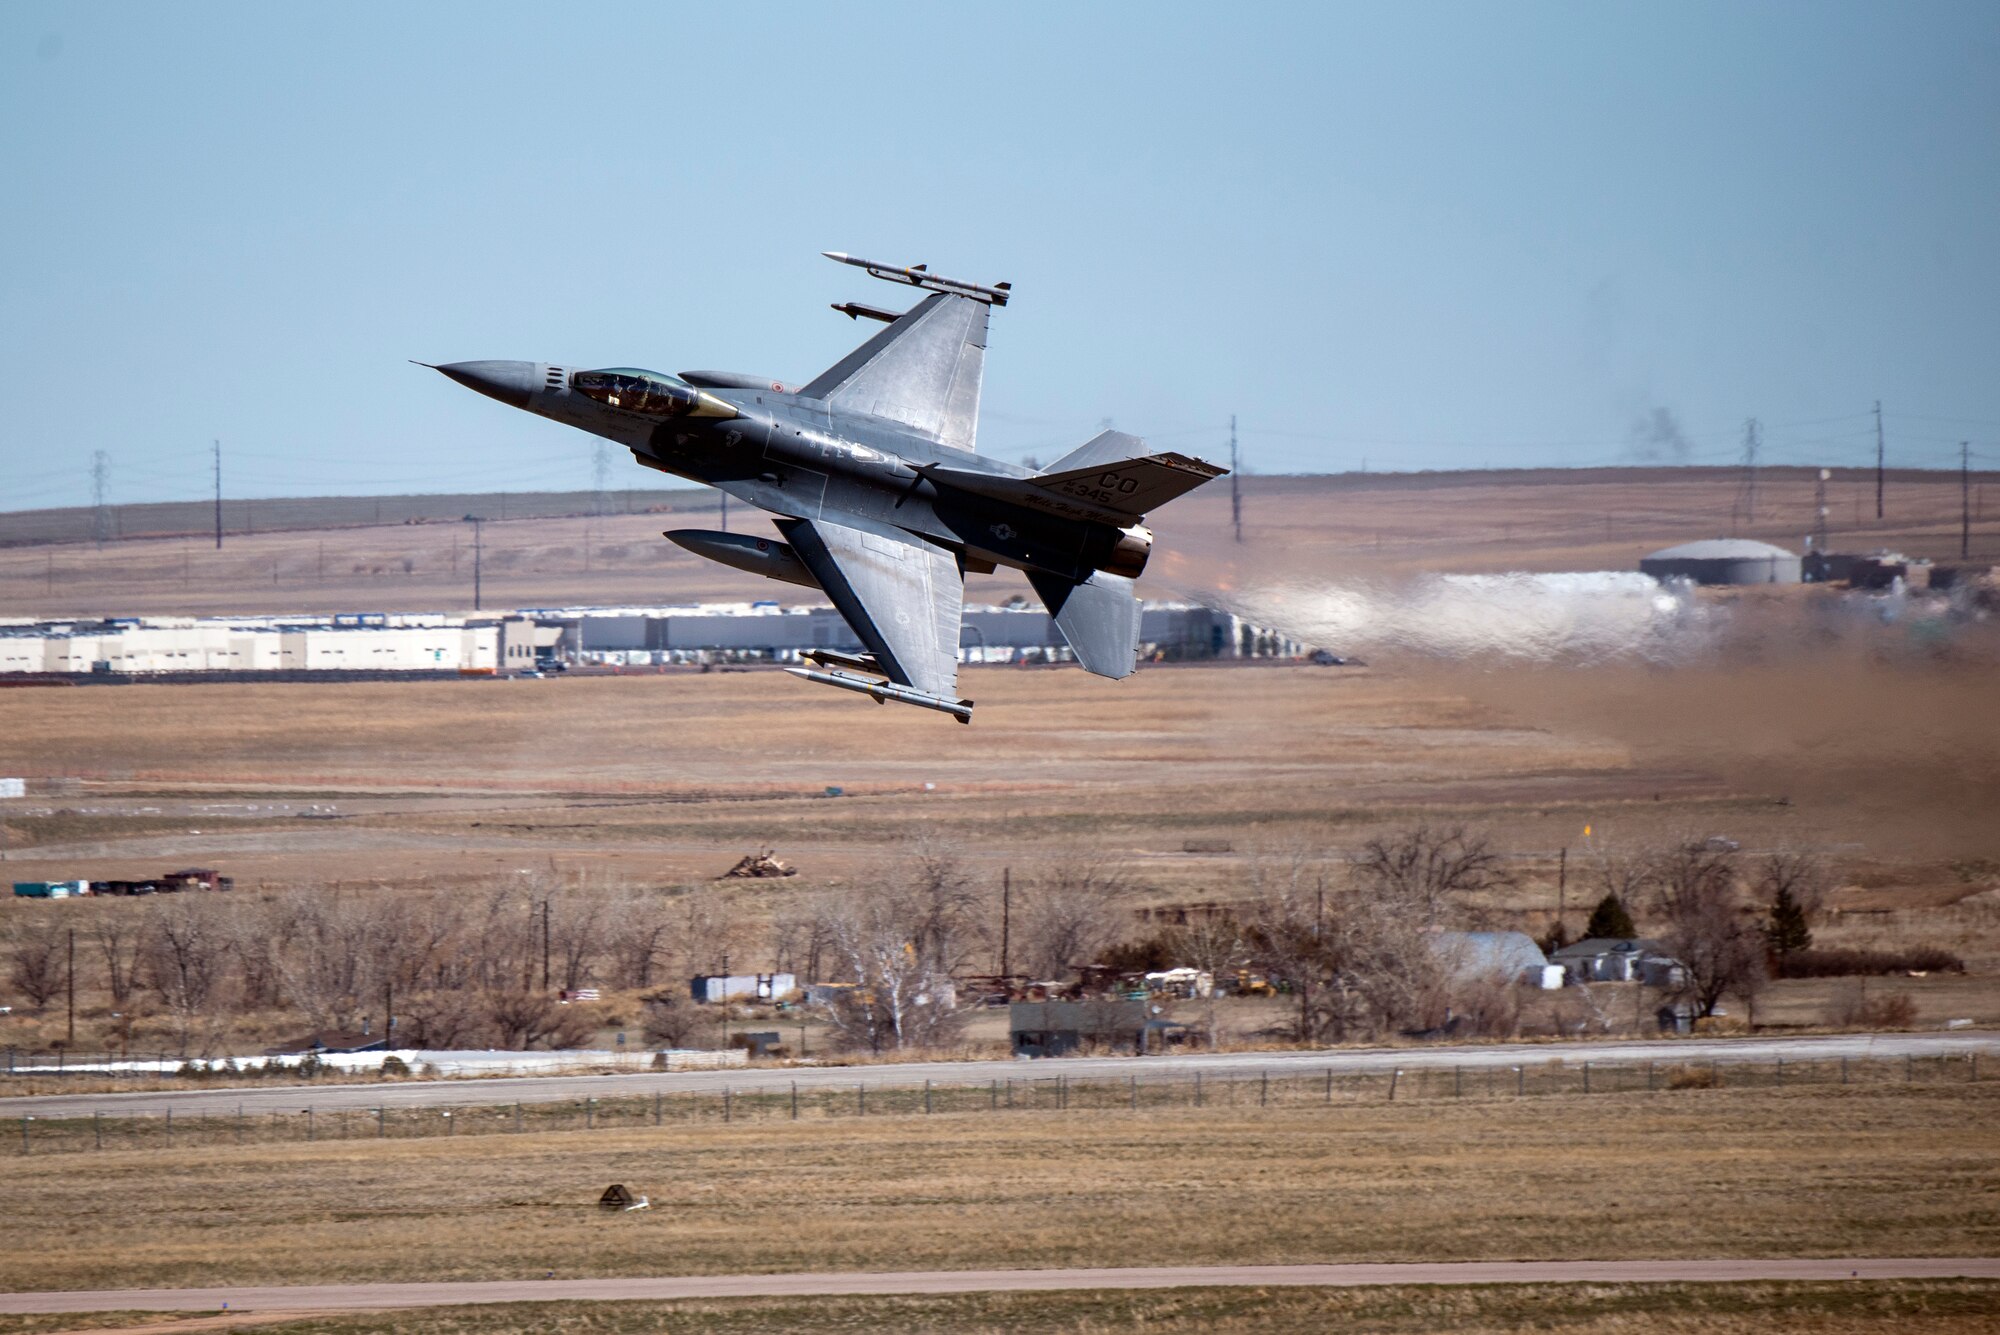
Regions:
[[591, 440, 613, 517], [1733, 418, 1760, 530], [1873, 400, 1886, 520], [91, 451, 111, 548], [1812, 468, 1830, 554], [1229, 414, 1241, 543], [1964, 441, 1973, 560]]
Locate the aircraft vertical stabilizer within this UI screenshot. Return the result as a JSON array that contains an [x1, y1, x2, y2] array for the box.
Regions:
[[1027, 570, 1142, 680]]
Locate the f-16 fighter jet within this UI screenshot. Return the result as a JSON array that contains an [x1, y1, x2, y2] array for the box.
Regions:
[[426, 252, 1226, 723]]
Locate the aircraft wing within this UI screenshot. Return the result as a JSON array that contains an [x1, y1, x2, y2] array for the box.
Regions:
[[798, 292, 988, 452], [777, 517, 965, 701]]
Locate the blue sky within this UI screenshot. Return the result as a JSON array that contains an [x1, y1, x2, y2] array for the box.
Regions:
[[3, 1, 1996, 510]]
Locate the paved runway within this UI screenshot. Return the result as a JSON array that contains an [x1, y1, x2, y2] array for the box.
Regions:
[[4, 1257, 1996, 1314], [0, 1030, 1990, 1121]]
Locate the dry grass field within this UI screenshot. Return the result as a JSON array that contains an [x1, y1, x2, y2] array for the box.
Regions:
[[0, 1084, 1993, 1293], [6, 1283, 2000, 1335]]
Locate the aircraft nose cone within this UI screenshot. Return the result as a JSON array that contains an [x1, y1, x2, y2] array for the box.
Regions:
[[435, 360, 535, 409]]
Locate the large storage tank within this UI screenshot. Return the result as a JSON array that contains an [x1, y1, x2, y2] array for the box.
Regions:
[[1640, 538, 1802, 586]]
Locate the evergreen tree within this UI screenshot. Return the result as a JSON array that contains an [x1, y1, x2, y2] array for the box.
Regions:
[[1764, 885, 1813, 957], [1582, 893, 1637, 940]]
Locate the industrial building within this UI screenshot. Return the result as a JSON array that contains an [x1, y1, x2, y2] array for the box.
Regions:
[[0, 601, 1298, 677], [1639, 538, 1802, 586]]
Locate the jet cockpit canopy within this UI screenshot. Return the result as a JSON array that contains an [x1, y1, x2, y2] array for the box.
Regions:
[[572, 368, 733, 419]]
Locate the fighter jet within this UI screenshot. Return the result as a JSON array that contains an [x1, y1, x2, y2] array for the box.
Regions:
[[427, 252, 1226, 723]]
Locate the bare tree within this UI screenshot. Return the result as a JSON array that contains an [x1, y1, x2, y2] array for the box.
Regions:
[[1351, 824, 1512, 928], [3, 912, 67, 1010], [1166, 913, 1250, 1049], [480, 990, 595, 1049], [547, 888, 607, 992], [639, 986, 718, 1049], [810, 880, 967, 1053], [1650, 840, 1765, 1019], [1753, 848, 1834, 926], [143, 896, 230, 1054], [85, 904, 144, 1008], [600, 889, 673, 990], [1010, 851, 1131, 982]]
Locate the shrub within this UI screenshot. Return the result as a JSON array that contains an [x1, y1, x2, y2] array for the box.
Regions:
[[1665, 1064, 1716, 1090], [378, 1054, 410, 1077], [1777, 947, 1965, 979], [1825, 983, 1920, 1029]]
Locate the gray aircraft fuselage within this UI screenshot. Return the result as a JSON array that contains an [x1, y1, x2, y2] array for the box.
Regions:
[[437, 360, 1151, 585]]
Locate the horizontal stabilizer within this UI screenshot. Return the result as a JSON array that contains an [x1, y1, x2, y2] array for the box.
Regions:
[[1027, 569, 1141, 680], [924, 439, 1226, 524]]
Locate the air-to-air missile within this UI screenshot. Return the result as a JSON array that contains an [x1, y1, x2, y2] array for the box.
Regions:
[[784, 665, 975, 723]]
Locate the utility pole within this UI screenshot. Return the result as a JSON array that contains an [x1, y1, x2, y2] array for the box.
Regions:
[[541, 898, 551, 991], [1812, 468, 1830, 559], [1874, 401, 1886, 521], [465, 516, 484, 610], [1556, 847, 1567, 932], [66, 928, 75, 1046], [1964, 441, 1973, 560], [90, 452, 111, 549], [213, 440, 224, 549], [999, 867, 1011, 979], [1229, 415, 1242, 544]]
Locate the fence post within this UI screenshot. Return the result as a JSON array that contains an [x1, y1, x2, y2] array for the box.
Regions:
[[1059, 1075, 1067, 1111], [1841, 1057, 1848, 1085], [1260, 1071, 1268, 1107], [722, 1088, 730, 1123], [791, 1082, 799, 1120], [1325, 1068, 1334, 1104], [514, 1102, 522, 1134], [1388, 1069, 1400, 1102], [1972, 1053, 1979, 1084], [654, 1092, 662, 1127], [1455, 1067, 1463, 1098], [990, 1079, 998, 1112], [1583, 1062, 1590, 1095], [1776, 1058, 1783, 1087], [237, 1104, 244, 1145], [1646, 1061, 1655, 1092], [1005, 1078, 1012, 1111], [858, 1083, 865, 1117], [924, 1080, 932, 1115], [376, 1106, 385, 1138], [1130, 1074, 1138, 1111], [19, 1117, 26, 1155], [165, 1107, 172, 1146], [1195, 1071, 1203, 1107], [94, 1111, 101, 1151], [307, 1108, 315, 1142], [1907, 1055, 1914, 1084], [586, 1097, 594, 1131]]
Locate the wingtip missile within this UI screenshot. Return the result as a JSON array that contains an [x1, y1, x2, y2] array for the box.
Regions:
[[821, 250, 1011, 307], [785, 667, 974, 723]]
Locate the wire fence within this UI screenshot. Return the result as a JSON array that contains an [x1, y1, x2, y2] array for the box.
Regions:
[[8, 1052, 1989, 1158]]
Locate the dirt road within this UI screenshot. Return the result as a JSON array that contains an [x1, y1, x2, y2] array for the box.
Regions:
[[5, 1258, 1997, 1314]]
